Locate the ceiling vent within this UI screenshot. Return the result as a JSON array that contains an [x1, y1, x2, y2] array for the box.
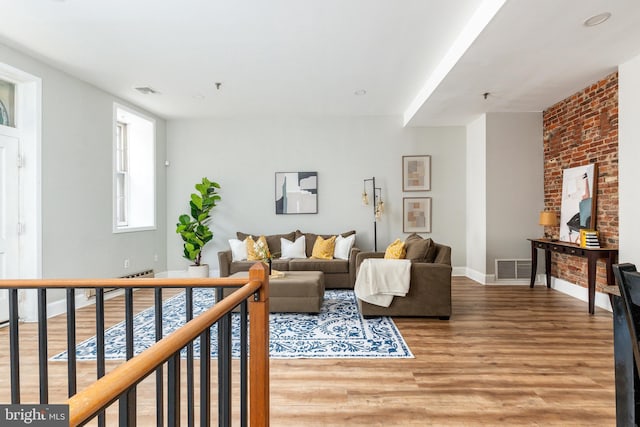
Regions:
[[134, 86, 158, 95]]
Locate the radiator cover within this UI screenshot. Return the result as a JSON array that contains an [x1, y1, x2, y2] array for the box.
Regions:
[[84, 269, 154, 298]]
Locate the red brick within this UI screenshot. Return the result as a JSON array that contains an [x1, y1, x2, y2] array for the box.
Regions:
[[542, 72, 619, 289]]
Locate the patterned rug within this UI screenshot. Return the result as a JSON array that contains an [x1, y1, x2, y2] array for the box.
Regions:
[[52, 289, 413, 360]]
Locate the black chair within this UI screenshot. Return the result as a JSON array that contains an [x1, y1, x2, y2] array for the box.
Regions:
[[613, 263, 640, 375]]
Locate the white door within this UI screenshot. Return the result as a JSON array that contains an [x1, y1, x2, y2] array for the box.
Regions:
[[0, 133, 20, 323]]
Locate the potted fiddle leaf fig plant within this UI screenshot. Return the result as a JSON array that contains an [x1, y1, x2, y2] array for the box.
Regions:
[[176, 177, 221, 277]]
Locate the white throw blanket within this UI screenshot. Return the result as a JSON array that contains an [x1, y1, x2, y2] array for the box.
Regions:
[[354, 258, 411, 307]]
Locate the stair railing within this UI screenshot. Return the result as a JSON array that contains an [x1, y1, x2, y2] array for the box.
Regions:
[[0, 262, 270, 426]]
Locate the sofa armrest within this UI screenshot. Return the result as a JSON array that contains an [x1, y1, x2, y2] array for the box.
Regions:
[[348, 247, 362, 287], [354, 251, 387, 289], [355, 251, 384, 271], [218, 250, 232, 277], [410, 262, 453, 292]]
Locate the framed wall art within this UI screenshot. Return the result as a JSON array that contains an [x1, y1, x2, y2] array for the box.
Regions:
[[402, 155, 431, 191], [275, 171, 318, 214], [559, 163, 597, 243], [403, 197, 431, 233]]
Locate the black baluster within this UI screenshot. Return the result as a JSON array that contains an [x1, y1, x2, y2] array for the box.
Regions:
[[37, 288, 48, 403]]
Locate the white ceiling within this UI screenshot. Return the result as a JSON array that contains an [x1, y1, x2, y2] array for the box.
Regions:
[[1, 0, 639, 126]]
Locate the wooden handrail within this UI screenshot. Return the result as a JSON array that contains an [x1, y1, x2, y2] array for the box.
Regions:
[[0, 277, 250, 289], [66, 263, 270, 426]]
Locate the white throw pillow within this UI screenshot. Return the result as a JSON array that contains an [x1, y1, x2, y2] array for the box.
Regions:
[[280, 236, 306, 259], [229, 238, 248, 261], [334, 234, 355, 260]]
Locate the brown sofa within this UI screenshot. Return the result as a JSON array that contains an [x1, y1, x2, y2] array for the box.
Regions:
[[217, 230, 361, 288], [355, 240, 452, 318]]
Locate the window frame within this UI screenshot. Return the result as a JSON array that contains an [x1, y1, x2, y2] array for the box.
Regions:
[[115, 120, 129, 227], [112, 103, 157, 233]]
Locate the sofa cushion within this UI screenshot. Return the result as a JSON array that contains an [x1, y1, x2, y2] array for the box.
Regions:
[[228, 238, 247, 261], [384, 239, 406, 259], [289, 258, 349, 274], [297, 229, 355, 257], [424, 239, 437, 263], [281, 235, 306, 259], [246, 235, 270, 261], [271, 259, 291, 271], [237, 231, 295, 258], [229, 259, 290, 275], [334, 234, 356, 260], [404, 233, 436, 262], [312, 235, 336, 259]]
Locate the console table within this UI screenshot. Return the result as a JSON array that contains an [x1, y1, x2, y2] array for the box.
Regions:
[[528, 238, 618, 314]]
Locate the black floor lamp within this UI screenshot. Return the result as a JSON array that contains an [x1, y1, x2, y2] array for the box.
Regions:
[[362, 177, 384, 251]]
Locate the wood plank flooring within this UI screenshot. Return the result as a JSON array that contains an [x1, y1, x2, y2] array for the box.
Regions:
[[0, 277, 616, 426]]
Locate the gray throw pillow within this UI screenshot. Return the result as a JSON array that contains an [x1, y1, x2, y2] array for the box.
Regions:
[[404, 233, 436, 262]]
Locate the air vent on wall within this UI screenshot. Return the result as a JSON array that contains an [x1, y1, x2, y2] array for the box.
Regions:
[[495, 259, 531, 281]]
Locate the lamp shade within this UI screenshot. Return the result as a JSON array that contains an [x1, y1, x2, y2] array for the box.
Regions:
[[539, 211, 558, 226]]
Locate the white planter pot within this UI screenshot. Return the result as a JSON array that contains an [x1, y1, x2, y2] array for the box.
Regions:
[[188, 264, 210, 278]]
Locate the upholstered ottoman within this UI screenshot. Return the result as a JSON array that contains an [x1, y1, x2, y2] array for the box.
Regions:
[[226, 271, 324, 313]]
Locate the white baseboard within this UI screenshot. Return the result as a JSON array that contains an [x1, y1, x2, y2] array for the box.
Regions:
[[452, 266, 467, 277], [44, 288, 127, 322], [549, 276, 612, 312], [157, 269, 220, 278], [464, 267, 492, 284], [42, 269, 611, 321], [462, 271, 612, 312], [42, 269, 221, 322]]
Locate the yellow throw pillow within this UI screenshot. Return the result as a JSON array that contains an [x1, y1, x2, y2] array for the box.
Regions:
[[247, 235, 270, 261], [311, 235, 336, 260], [384, 239, 406, 259]]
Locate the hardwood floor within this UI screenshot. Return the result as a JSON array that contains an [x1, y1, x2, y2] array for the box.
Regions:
[[0, 277, 616, 426]]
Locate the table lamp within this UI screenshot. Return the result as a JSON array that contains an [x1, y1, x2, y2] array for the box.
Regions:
[[539, 211, 558, 239]]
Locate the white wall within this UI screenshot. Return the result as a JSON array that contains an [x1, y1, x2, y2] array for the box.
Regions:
[[486, 112, 543, 274], [0, 43, 168, 282], [466, 115, 487, 281], [166, 117, 467, 272], [619, 53, 640, 264], [465, 113, 544, 282]]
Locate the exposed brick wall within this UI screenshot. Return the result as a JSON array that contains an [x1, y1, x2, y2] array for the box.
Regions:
[[542, 72, 618, 290]]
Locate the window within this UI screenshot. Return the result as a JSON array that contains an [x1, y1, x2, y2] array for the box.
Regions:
[[0, 78, 16, 128], [115, 121, 128, 226], [113, 104, 156, 232]]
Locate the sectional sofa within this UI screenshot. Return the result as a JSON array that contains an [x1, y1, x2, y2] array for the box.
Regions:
[[217, 230, 360, 288]]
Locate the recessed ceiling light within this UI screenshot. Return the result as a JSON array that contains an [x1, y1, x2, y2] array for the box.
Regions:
[[354, 89, 367, 96], [584, 12, 611, 27]]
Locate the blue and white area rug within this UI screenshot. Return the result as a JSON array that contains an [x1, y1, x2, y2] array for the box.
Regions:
[[53, 289, 413, 360]]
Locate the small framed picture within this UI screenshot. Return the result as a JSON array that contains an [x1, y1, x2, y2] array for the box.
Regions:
[[403, 197, 431, 233], [402, 155, 431, 191]]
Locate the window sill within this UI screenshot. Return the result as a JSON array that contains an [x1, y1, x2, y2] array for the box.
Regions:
[[113, 225, 157, 234]]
